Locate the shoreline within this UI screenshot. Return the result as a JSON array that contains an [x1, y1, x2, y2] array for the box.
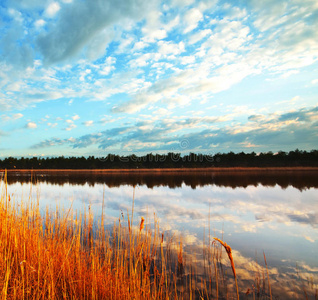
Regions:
[[2, 167, 318, 173]]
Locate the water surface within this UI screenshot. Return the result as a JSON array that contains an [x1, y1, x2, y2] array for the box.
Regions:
[[2, 169, 318, 299]]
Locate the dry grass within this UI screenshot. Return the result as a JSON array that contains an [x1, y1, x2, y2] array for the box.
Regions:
[[0, 193, 177, 299], [0, 174, 204, 299]]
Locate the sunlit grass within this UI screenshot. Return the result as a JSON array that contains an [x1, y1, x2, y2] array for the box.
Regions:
[[0, 175, 200, 299]]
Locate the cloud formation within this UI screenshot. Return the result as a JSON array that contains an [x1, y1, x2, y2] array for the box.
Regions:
[[31, 106, 318, 153], [0, 0, 317, 156], [37, 0, 158, 65]]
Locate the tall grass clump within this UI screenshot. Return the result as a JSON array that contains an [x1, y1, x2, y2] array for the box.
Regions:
[[0, 175, 207, 299]]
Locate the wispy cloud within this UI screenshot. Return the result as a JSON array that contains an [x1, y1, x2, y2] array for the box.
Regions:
[[183, 8, 203, 33], [1, 113, 23, 122], [83, 120, 94, 127], [13, 113, 23, 120], [47, 122, 58, 128], [64, 124, 77, 131]]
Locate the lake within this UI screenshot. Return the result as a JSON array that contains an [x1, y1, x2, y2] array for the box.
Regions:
[[2, 169, 318, 299]]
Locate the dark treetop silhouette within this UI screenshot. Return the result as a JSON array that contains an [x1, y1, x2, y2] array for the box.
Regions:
[[1, 149, 318, 169]]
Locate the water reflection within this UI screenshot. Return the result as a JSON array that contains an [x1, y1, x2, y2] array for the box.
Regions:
[[1, 170, 318, 299], [2, 169, 318, 190]]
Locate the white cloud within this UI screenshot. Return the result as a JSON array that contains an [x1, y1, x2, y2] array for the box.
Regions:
[[116, 36, 134, 53], [129, 52, 160, 68], [83, 120, 94, 126], [35, 19, 46, 28], [100, 65, 114, 76], [141, 10, 168, 43], [147, 29, 167, 41], [45, 2, 61, 18], [26, 122, 37, 129], [13, 113, 23, 119], [99, 56, 116, 76], [132, 41, 149, 51], [201, 19, 251, 55], [8, 8, 23, 23], [311, 79, 318, 85], [6, 82, 23, 92], [25, 91, 63, 102], [164, 15, 180, 32], [189, 29, 212, 45], [72, 115, 80, 121], [253, 6, 289, 32], [99, 116, 115, 125], [281, 70, 299, 78], [0, 115, 10, 122], [155, 108, 170, 116], [290, 96, 301, 103], [183, 8, 203, 34], [221, 4, 247, 20], [113, 55, 259, 114], [113, 91, 160, 114], [180, 56, 196, 65], [65, 124, 77, 131], [158, 41, 185, 56], [47, 122, 58, 128]]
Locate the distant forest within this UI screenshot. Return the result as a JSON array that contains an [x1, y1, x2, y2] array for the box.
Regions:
[[1, 149, 318, 169]]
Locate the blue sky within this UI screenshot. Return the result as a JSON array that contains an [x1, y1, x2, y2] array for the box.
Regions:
[[0, 0, 317, 158]]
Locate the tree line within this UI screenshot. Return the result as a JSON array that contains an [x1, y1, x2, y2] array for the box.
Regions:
[[1, 149, 318, 169]]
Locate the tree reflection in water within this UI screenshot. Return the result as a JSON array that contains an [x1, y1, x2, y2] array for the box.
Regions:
[[3, 169, 318, 191]]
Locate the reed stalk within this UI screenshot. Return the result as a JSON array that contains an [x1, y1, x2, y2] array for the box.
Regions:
[[263, 251, 272, 300], [213, 237, 239, 300]]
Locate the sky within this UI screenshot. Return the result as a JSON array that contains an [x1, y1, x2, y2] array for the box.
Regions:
[[0, 0, 318, 158]]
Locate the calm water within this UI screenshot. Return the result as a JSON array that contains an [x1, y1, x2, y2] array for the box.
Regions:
[[2, 170, 318, 298]]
